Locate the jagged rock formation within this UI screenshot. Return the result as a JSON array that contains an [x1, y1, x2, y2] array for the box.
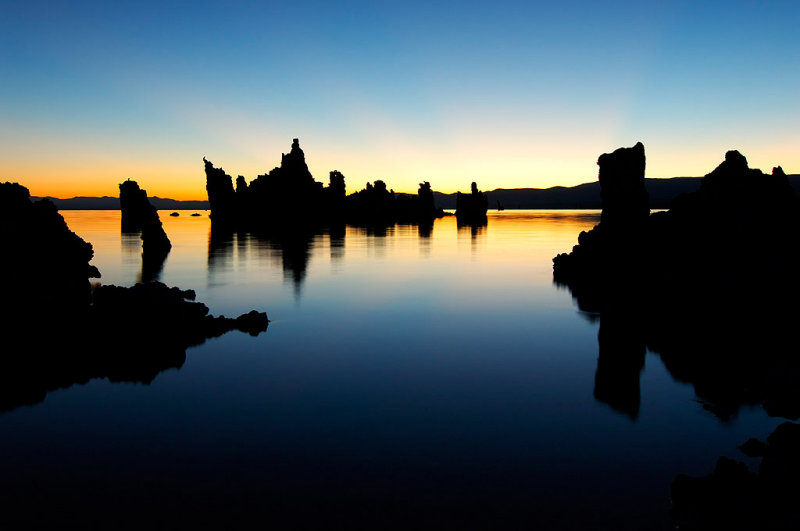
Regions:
[[119, 179, 171, 252], [597, 142, 648, 226], [552, 143, 649, 308], [411, 181, 440, 221], [204, 139, 332, 229], [204, 157, 238, 225], [455, 182, 489, 223], [554, 144, 799, 311], [671, 422, 800, 530], [344, 179, 395, 225], [0, 181, 100, 318], [342, 180, 440, 225], [0, 182, 268, 413], [119, 179, 172, 280], [204, 138, 445, 230], [553, 144, 800, 421]]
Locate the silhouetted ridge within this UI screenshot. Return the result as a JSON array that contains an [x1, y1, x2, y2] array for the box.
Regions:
[[0, 182, 268, 413], [553, 144, 800, 421], [204, 138, 446, 231]]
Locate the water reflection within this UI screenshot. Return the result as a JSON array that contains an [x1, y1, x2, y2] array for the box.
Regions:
[[574, 280, 800, 424], [207, 225, 235, 276], [208, 225, 333, 298], [203, 211, 606, 299], [24, 209, 754, 529], [121, 229, 168, 283], [457, 218, 487, 240], [457, 218, 487, 259], [594, 312, 646, 420]]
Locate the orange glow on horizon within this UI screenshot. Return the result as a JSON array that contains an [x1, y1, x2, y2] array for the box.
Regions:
[[5, 141, 798, 201]]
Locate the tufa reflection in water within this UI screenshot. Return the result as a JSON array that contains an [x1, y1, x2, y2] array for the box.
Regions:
[[208, 224, 341, 299]]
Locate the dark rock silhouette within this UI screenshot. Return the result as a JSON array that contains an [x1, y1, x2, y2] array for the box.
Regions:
[[344, 179, 396, 226], [552, 142, 649, 309], [455, 182, 489, 223], [119, 179, 172, 281], [553, 144, 800, 421], [204, 139, 445, 231], [204, 157, 238, 226], [555, 144, 799, 313], [552, 147, 800, 527], [92, 282, 268, 345], [598, 142, 648, 226], [671, 422, 800, 530], [170, 211, 179, 216], [0, 181, 100, 318], [0, 182, 268, 413], [204, 139, 330, 229]]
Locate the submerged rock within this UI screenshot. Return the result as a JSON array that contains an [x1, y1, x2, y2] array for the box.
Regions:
[[92, 281, 268, 348]]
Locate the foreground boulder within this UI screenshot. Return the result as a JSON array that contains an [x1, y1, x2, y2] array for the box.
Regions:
[[0, 181, 100, 318], [0, 182, 268, 412]]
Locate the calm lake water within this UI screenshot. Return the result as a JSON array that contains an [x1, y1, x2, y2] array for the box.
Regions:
[[0, 210, 782, 529]]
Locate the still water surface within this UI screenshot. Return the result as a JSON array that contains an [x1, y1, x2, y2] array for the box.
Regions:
[[0, 210, 781, 528]]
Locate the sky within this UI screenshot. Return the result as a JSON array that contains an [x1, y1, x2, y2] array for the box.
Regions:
[[1, 1, 798, 200]]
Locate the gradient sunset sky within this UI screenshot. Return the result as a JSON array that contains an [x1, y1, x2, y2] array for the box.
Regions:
[[2, 1, 798, 200]]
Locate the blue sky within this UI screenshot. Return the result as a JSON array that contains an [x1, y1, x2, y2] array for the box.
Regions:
[[1, 0, 798, 198]]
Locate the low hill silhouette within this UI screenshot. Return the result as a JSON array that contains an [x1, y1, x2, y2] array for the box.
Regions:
[[436, 175, 800, 209], [30, 196, 209, 210], [31, 174, 800, 212]]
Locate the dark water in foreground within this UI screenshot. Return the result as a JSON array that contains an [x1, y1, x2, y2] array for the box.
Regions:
[[0, 211, 782, 529]]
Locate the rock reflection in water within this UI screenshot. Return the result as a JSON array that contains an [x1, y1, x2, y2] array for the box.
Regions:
[[208, 225, 349, 298]]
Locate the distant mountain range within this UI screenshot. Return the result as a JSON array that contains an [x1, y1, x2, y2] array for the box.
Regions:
[[31, 196, 210, 210], [437, 175, 800, 209], [35, 174, 800, 211]]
